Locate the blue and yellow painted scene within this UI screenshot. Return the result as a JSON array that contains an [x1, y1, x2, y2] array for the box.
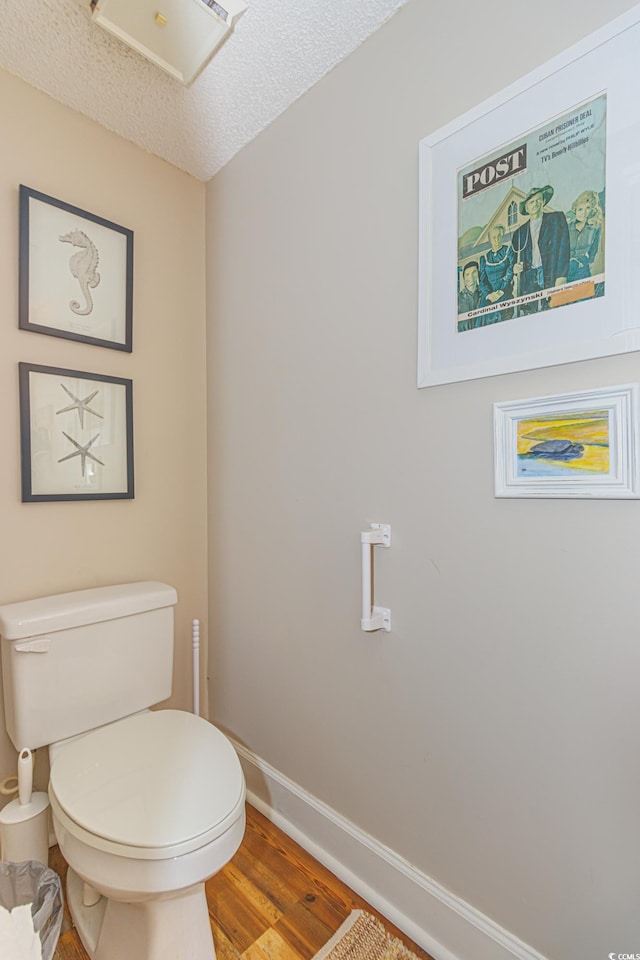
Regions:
[[517, 409, 610, 479]]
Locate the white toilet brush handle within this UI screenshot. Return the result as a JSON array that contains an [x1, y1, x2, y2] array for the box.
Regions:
[[18, 748, 33, 806]]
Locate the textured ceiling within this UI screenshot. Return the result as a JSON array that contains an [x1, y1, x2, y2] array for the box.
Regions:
[[0, 0, 408, 181]]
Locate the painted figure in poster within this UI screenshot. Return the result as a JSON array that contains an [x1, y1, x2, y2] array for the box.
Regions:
[[457, 261, 483, 328], [478, 224, 515, 324], [567, 190, 603, 283], [510, 185, 570, 313]]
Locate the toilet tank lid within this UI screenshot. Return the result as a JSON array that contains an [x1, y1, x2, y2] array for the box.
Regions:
[[0, 582, 178, 640]]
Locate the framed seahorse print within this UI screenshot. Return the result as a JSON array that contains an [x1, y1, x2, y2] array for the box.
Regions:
[[18, 185, 133, 352]]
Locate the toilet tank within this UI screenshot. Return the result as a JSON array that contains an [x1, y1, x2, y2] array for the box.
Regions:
[[0, 582, 178, 751]]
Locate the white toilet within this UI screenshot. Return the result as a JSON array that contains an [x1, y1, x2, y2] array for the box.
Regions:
[[0, 582, 246, 960]]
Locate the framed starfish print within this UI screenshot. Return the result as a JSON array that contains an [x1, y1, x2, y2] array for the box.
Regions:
[[19, 185, 133, 352], [19, 363, 134, 502]]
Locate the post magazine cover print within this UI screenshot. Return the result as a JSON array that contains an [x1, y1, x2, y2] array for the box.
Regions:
[[456, 93, 606, 332]]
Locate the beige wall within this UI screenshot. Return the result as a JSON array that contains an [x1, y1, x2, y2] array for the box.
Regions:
[[206, 2, 640, 958], [0, 71, 208, 787]]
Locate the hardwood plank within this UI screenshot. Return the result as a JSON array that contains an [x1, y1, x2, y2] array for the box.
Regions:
[[207, 870, 272, 952], [242, 927, 303, 960], [273, 901, 334, 960], [220, 859, 283, 926], [211, 921, 244, 960], [240, 817, 318, 902], [293, 887, 348, 934], [231, 845, 300, 913], [239, 809, 354, 920]]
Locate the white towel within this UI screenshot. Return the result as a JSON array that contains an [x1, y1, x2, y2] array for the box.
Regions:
[[0, 903, 42, 960]]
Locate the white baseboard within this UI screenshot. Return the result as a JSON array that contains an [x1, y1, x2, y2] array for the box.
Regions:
[[231, 739, 550, 960]]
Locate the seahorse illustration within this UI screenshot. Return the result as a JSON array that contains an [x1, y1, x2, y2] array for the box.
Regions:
[[59, 230, 101, 316]]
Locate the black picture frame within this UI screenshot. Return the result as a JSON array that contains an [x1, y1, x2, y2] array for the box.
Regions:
[[19, 185, 133, 352], [19, 363, 134, 502]]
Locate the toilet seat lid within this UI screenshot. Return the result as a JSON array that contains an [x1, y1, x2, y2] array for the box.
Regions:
[[49, 710, 244, 853]]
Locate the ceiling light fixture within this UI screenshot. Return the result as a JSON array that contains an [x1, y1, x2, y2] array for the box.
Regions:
[[86, 0, 248, 86]]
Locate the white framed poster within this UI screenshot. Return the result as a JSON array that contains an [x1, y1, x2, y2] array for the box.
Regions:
[[418, 6, 640, 387]]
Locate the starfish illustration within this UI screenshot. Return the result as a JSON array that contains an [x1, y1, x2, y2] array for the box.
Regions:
[[58, 432, 105, 478], [56, 384, 103, 428]]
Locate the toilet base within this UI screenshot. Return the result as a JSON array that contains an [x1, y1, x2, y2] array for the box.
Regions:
[[67, 868, 217, 960]]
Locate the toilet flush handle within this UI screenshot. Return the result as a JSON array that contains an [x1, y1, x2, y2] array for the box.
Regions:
[[14, 638, 51, 653]]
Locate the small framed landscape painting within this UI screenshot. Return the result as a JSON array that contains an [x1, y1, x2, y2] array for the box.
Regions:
[[493, 384, 639, 498]]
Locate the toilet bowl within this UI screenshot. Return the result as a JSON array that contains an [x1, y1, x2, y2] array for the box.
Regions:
[[0, 582, 245, 960], [48, 710, 246, 960]]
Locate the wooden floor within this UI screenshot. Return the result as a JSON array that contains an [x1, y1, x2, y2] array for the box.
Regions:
[[52, 803, 433, 960]]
